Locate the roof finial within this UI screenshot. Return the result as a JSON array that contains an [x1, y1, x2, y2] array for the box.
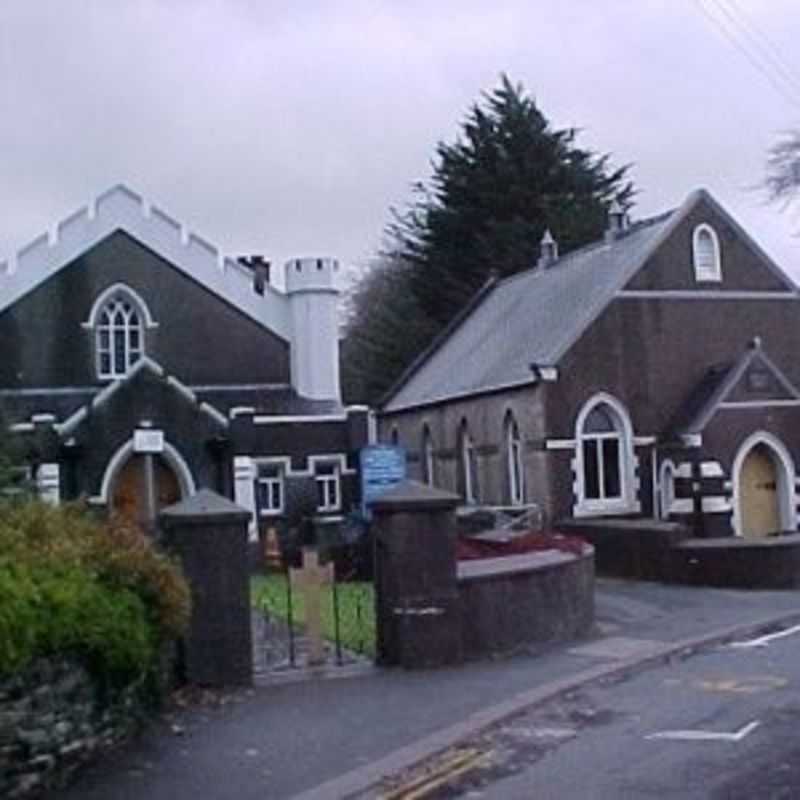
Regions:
[[537, 228, 558, 269], [606, 199, 628, 242]]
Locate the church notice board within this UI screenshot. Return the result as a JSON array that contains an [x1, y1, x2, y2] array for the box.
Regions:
[[360, 445, 406, 518]]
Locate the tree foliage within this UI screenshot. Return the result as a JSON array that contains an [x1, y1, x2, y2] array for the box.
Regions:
[[342, 74, 634, 405], [765, 130, 800, 207]]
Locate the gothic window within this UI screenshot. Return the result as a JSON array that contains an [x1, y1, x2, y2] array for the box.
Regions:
[[87, 285, 154, 380], [421, 424, 435, 486], [505, 412, 524, 506], [575, 395, 636, 516], [459, 421, 478, 504], [693, 224, 722, 282]]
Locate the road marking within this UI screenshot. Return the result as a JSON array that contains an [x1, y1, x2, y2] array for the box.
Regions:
[[645, 720, 760, 742], [696, 676, 787, 694], [730, 623, 800, 649]]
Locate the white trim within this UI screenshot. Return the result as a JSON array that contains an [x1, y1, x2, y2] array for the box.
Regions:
[[36, 463, 61, 506], [693, 223, 722, 282], [680, 433, 703, 448], [731, 431, 796, 537], [10, 422, 35, 433], [546, 439, 576, 450], [674, 463, 693, 479], [98, 436, 195, 504], [572, 392, 639, 517], [702, 496, 732, 513], [82, 283, 158, 329], [719, 400, 800, 409], [671, 498, 694, 514], [633, 436, 656, 446], [257, 462, 285, 516], [700, 461, 724, 477], [0, 184, 291, 340], [55, 357, 228, 435], [251, 453, 356, 478], [659, 459, 676, 519], [252, 413, 348, 424], [233, 456, 258, 539], [616, 290, 797, 300]]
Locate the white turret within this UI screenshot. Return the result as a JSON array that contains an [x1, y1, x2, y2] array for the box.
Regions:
[[285, 257, 341, 402]]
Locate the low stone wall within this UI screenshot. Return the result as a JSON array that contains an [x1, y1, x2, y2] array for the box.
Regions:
[[457, 547, 595, 660], [0, 658, 147, 799], [672, 534, 800, 589], [557, 518, 690, 580]]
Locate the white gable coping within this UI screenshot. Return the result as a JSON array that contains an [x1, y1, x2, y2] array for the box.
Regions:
[[57, 356, 229, 436], [0, 184, 291, 340]]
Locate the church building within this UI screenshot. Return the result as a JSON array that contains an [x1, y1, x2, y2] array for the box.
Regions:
[[0, 185, 370, 536], [379, 190, 800, 540]]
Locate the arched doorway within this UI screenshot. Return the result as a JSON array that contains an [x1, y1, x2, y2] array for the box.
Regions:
[[111, 454, 182, 527], [734, 434, 795, 538]]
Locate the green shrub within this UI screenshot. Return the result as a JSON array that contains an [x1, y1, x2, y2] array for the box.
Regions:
[[0, 502, 190, 685]]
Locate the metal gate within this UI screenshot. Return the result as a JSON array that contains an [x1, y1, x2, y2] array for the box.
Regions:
[[252, 514, 376, 679]]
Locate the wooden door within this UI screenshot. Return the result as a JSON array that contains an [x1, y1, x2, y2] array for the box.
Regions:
[[111, 455, 181, 527], [740, 444, 780, 538]]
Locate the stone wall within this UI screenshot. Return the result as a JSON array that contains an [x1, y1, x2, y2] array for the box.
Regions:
[[0, 658, 147, 799], [458, 548, 595, 660]]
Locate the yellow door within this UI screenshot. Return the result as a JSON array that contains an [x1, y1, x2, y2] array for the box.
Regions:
[[739, 444, 781, 538]]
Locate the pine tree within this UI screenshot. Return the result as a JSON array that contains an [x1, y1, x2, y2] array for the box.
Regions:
[[342, 74, 634, 404]]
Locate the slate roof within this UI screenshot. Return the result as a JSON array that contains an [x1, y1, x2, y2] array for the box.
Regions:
[[383, 208, 676, 413]]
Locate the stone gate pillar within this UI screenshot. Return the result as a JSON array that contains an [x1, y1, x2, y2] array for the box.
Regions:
[[370, 480, 463, 668], [160, 489, 253, 686]]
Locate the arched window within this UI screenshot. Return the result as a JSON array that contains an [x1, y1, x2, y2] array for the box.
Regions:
[[421, 424, 435, 486], [575, 394, 637, 516], [659, 460, 676, 519], [459, 421, 478, 504], [85, 285, 154, 380], [505, 412, 524, 506], [693, 224, 721, 282]]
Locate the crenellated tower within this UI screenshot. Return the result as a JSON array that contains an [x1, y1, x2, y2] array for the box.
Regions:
[[284, 257, 341, 402]]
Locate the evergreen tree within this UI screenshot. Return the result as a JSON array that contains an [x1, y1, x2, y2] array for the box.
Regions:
[[342, 74, 634, 404]]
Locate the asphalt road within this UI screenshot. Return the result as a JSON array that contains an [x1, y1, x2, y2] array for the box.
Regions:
[[391, 622, 800, 799]]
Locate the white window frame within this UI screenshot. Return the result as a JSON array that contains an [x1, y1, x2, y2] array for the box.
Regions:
[[87, 286, 154, 380], [257, 464, 285, 516], [693, 223, 722, 283], [315, 462, 341, 512], [422, 424, 435, 486], [574, 393, 638, 517], [505, 413, 524, 506], [658, 459, 676, 519]]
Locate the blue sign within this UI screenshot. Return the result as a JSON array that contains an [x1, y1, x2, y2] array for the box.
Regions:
[[360, 445, 407, 517]]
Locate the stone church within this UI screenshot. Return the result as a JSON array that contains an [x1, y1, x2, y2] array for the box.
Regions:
[[380, 190, 800, 540], [0, 185, 369, 536]]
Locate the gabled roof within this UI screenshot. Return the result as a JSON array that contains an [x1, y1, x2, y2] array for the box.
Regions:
[[57, 357, 229, 437], [668, 339, 800, 437], [382, 189, 799, 413], [0, 185, 291, 339]]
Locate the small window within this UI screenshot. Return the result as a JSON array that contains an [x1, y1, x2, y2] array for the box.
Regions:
[[505, 413, 524, 506], [421, 425, 435, 486], [315, 462, 340, 512], [693, 224, 721, 282], [258, 464, 284, 515], [459, 422, 478, 504], [659, 461, 675, 519]]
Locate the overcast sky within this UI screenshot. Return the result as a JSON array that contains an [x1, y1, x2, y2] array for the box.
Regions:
[[2, 1, 799, 289]]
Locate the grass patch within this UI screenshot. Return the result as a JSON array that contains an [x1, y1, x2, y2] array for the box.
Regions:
[[251, 573, 376, 657]]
